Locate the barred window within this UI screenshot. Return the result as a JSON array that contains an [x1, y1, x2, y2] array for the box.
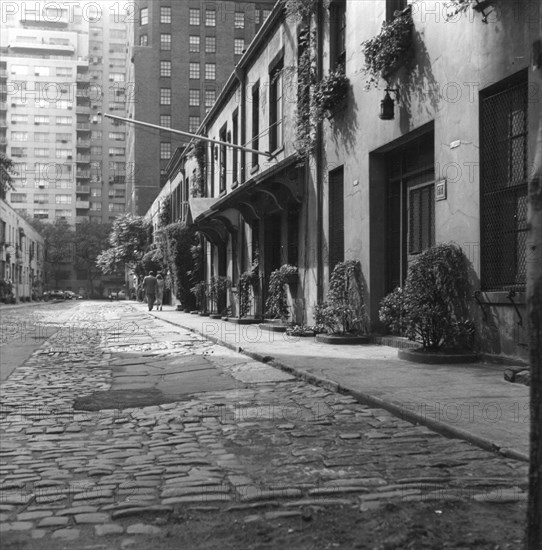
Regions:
[[139, 34, 148, 46], [189, 62, 200, 79], [160, 6, 171, 23], [189, 8, 200, 25], [189, 116, 200, 133], [160, 142, 171, 160], [10, 193, 26, 203], [204, 90, 216, 107], [140, 7, 148, 25], [189, 89, 200, 106], [408, 184, 434, 255], [234, 39, 245, 55], [205, 36, 216, 53], [205, 10, 216, 27], [189, 35, 200, 52], [234, 11, 244, 28], [160, 88, 171, 105], [480, 71, 528, 291], [160, 60, 171, 77], [160, 34, 171, 50], [205, 63, 215, 81], [160, 115, 171, 127]]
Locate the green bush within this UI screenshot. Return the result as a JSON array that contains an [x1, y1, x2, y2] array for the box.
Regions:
[[379, 243, 473, 350], [313, 260, 367, 335], [265, 264, 297, 320]]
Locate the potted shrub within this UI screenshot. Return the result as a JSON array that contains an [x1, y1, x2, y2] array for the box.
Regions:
[[361, 8, 413, 89], [262, 265, 298, 331], [230, 265, 260, 324], [314, 65, 350, 119], [209, 275, 230, 319], [190, 281, 207, 315], [378, 242, 477, 363], [313, 260, 369, 344]]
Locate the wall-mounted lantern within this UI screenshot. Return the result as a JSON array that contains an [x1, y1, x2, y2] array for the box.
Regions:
[[379, 88, 399, 120]]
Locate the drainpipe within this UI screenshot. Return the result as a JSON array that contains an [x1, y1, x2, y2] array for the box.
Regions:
[[316, 1, 324, 303], [235, 66, 246, 184]]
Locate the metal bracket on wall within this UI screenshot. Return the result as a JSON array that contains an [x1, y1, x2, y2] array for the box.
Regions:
[[506, 290, 523, 327]]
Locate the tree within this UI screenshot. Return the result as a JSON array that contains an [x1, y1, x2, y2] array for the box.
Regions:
[[0, 154, 15, 200], [37, 219, 75, 289], [97, 213, 151, 282], [526, 69, 542, 550], [74, 221, 113, 297]]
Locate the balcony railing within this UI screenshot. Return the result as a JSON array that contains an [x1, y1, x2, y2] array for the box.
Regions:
[[76, 73, 91, 82], [76, 155, 90, 163], [76, 185, 90, 193], [0, 69, 7, 78], [76, 200, 90, 209], [76, 171, 90, 179], [0, 102, 7, 111], [76, 140, 91, 147], [76, 123, 90, 130]]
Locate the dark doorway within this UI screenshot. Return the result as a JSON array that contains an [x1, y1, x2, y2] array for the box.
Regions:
[[329, 166, 345, 274], [386, 130, 435, 292]]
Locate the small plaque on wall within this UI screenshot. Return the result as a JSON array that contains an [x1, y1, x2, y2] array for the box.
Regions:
[[435, 179, 447, 201]]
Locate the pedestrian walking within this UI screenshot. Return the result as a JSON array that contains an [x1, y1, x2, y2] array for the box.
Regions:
[[156, 273, 165, 311], [142, 271, 158, 311]]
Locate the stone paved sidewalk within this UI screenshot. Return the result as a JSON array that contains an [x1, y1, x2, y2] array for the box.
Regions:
[[141, 303, 531, 461]]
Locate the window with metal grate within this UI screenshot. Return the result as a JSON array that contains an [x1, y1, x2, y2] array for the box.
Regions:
[[480, 71, 528, 291]]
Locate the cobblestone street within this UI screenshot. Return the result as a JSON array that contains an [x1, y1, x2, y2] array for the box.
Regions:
[[0, 302, 529, 549]]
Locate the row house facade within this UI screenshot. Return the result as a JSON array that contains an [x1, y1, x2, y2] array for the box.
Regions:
[[0, 197, 45, 301], [150, 0, 541, 363]]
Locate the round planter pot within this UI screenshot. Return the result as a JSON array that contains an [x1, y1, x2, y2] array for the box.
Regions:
[[227, 317, 262, 325], [260, 322, 289, 333], [398, 348, 479, 364], [315, 334, 370, 345]]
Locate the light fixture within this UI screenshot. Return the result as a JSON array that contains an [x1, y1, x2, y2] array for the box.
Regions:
[[379, 88, 399, 120]]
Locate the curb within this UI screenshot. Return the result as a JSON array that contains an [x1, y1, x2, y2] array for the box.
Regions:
[[145, 307, 529, 463]]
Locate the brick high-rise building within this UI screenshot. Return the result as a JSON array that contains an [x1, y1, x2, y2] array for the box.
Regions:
[[126, 0, 275, 215]]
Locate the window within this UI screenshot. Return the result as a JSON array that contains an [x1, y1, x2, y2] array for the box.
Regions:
[[409, 184, 434, 254], [55, 194, 72, 204], [56, 149, 71, 159], [34, 66, 50, 76], [189, 62, 200, 79], [262, 9, 271, 21], [33, 193, 48, 204], [251, 82, 259, 167], [269, 60, 283, 151], [160, 6, 171, 23], [160, 34, 171, 50], [34, 179, 49, 188], [55, 180, 72, 189], [10, 193, 26, 203], [56, 67, 72, 77], [189, 116, 200, 133], [91, 188, 102, 197], [160, 115, 171, 127], [35, 148, 49, 157], [110, 72, 125, 82], [160, 142, 171, 160], [90, 202, 101, 211], [480, 72, 528, 291], [11, 65, 28, 75], [110, 29, 126, 39], [56, 133, 71, 142], [219, 124, 227, 193], [11, 147, 27, 158], [109, 203, 125, 212], [56, 116, 72, 125], [140, 7, 148, 25], [55, 210, 71, 219], [109, 132, 125, 141], [91, 130, 102, 140], [189, 89, 200, 106], [160, 88, 171, 105], [109, 147, 125, 156], [35, 132, 51, 142], [160, 60, 171, 77], [329, 166, 344, 272], [12, 114, 28, 123], [205, 63, 215, 80], [205, 9, 216, 26], [189, 8, 200, 25], [205, 36, 216, 53], [234, 11, 245, 28], [91, 146, 102, 155], [189, 35, 200, 53], [34, 209, 49, 219], [330, 0, 346, 69], [11, 131, 28, 141], [204, 89, 216, 108], [234, 39, 245, 55], [139, 34, 148, 46]]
